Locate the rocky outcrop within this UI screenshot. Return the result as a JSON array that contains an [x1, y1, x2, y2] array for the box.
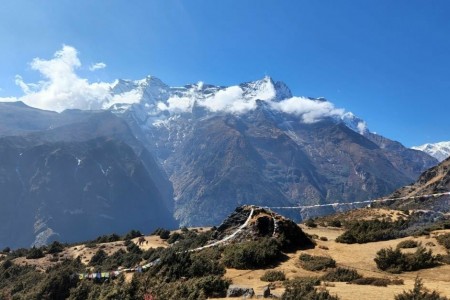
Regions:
[[214, 206, 314, 251], [226, 285, 255, 298]]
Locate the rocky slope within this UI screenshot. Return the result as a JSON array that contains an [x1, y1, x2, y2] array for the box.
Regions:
[[385, 157, 450, 213]]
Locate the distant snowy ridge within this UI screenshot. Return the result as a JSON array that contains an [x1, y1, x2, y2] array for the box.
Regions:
[[108, 75, 368, 134], [412, 141, 450, 162]]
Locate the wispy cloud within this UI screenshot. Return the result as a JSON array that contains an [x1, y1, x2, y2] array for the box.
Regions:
[[271, 97, 345, 123], [89, 62, 107, 71], [7, 45, 139, 112]]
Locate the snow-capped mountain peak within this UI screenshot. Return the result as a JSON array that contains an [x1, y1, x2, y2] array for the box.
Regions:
[[340, 112, 368, 134], [108, 75, 371, 135], [412, 141, 450, 162], [240, 76, 292, 101]]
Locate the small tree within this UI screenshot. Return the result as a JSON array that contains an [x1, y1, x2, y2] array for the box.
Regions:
[[26, 247, 44, 259], [395, 277, 448, 300], [47, 241, 64, 254], [282, 278, 339, 300], [89, 249, 107, 266], [260, 270, 286, 282], [304, 219, 317, 228]]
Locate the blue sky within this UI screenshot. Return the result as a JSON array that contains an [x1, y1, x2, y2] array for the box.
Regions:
[[0, 0, 449, 147]]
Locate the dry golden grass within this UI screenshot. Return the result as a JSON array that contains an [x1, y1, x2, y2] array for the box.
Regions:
[[215, 226, 450, 299]]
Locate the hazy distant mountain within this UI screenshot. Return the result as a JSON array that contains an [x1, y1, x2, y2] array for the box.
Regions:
[[107, 76, 438, 225], [412, 141, 450, 162], [0, 106, 176, 248]]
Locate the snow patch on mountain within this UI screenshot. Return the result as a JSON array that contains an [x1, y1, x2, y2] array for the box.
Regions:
[[412, 141, 450, 162]]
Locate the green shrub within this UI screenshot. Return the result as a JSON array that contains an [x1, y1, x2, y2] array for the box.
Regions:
[[222, 238, 282, 269], [260, 270, 286, 282], [397, 239, 419, 249], [152, 228, 171, 240], [95, 233, 121, 243], [123, 229, 143, 240], [282, 277, 339, 300], [395, 277, 448, 300], [148, 248, 225, 282], [167, 232, 183, 244], [436, 254, 450, 264], [436, 233, 450, 250], [47, 241, 64, 254], [350, 277, 404, 287], [126, 241, 142, 254], [336, 219, 408, 244], [328, 220, 342, 228], [304, 219, 317, 228], [26, 247, 44, 259], [89, 249, 107, 266], [140, 275, 230, 300], [321, 267, 362, 282], [2, 247, 11, 253], [375, 246, 437, 273], [299, 253, 336, 271]]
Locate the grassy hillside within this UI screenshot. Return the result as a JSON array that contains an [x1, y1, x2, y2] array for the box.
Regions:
[[1, 207, 449, 299]]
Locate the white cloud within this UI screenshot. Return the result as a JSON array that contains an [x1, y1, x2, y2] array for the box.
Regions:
[[11, 45, 139, 112], [0, 96, 18, 102], [89, 62, 107, 71], [200, 86, 255, 113], [357, 121, 367, 134], [107, 89, 142, 108], [271, 97, 345, 123], [158, 86, 258, 115], [158, 96, 195, 113]]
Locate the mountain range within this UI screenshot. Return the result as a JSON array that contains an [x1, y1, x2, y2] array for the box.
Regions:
[[412, 141, 450, 162], [106, 76, 437, 225], [0, 76, 440, 247]]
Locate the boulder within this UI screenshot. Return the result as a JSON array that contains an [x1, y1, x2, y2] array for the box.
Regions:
[[226, 285, 255, 298]]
